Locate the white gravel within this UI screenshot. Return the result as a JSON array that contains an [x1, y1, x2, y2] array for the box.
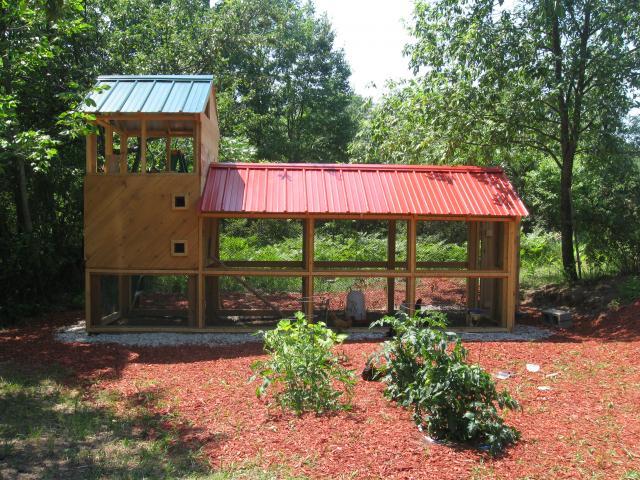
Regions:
[[55, 321, 554, 347]]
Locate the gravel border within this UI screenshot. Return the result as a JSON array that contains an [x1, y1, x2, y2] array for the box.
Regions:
[[55, 322, 554, 347]]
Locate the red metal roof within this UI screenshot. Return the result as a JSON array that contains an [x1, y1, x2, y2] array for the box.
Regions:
[[200, 163, 528, 217]]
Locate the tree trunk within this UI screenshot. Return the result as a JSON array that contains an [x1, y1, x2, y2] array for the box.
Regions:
[[16, 157, 33, 234], [559, 154, 577, 280]]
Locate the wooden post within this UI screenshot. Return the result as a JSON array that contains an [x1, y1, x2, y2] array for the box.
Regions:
[[85, 270, 92, 330], [188, 275, 198, 327], [194, 123, 201, 175], [387, 220, 396, 314], [479, 222, 497, 310], [197, 216, 205, 329], [140, 120, 147, 173], [515, 218, 521, 313], [120, 134, 128, 174], [90, 274, 102, 327], [466, 221, 479, 308], [302, 218, 314, 318], [86, 133, 97, 173], [104, 126, 114, 173], [503, 220, 517, 331], [407, 218, 417, 316], [118, 275, 131, 316], [165, 136, 172, 172]]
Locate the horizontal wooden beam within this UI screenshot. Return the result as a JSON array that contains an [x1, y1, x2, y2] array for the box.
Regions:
[[87, 268, 199, 275], [208, 260, 303, 268], [121, 130, 194, 138], [205, 260, 467, 270], [86, 325, 509, 334], [85, 172, 198, 179], [96, 113, 200, 121], [202, 269, 507, 278]]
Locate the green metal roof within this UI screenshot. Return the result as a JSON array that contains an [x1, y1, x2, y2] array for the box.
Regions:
[[84, 75, 214, 114]]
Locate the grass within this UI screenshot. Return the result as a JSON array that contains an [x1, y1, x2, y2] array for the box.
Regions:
[[0, 362, 306, 479]]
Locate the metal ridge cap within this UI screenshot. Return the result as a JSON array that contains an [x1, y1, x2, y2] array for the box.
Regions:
[[209, 162, 504, 173], [97, 74, 214, 82]]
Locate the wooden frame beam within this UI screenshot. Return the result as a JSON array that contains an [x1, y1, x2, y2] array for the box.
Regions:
[[140, 120, 147, 173], [86, 133, 97, 173], [387, 220, 396, 314], [302, 218, 314, 318], [406, 218, 417, 315]]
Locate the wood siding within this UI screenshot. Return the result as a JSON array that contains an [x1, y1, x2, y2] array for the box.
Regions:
[[84, 174, 200, 269]]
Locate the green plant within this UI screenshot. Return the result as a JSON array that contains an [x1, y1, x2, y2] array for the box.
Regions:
[[372, 313, 520, 455], [251, 312, 356, 415], [619, 276, 640, 304]]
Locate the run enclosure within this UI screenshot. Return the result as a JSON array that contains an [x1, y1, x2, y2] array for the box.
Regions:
[[197, 216, 519, 330]]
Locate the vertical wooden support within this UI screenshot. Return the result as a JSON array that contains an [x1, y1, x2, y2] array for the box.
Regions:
[[204, 218, 220, 325], [387, 220, 396, 314], [120, 134, 128, 174], [302, 218, 314, 318], [85, 270, 92, 330], [197, 216, 205, 329], [479, 222, 497, 310], [118, 275, 131, 316], [140, 120, 147, 173], [86, 133, 97, 173], [466, 221, 479, 308], [407, 218, 417, 316], [104, 126, 114, 173], [503, 220, 518, 331], [165, 136, 172, 172], [90, 274, 102, 327], [515, 218, 522, 313], [188, 275, 198, 328], [194, 123, 201, 175]]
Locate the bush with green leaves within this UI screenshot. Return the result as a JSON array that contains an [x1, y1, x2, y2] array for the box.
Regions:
[[251, 312, 356, 415], [372, 312, 520, 454]]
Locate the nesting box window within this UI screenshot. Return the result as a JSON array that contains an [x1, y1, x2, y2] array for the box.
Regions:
[[173, 194, 187, 210], [171, 240, 188, 256]]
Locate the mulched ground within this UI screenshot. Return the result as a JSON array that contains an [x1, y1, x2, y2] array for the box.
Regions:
[[2, 301, 640, 479]]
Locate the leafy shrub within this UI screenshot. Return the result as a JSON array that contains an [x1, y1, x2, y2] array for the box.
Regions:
[[251, 312, 356, 414], [372, 313, 520, 454], [619, 276, 640, 304]]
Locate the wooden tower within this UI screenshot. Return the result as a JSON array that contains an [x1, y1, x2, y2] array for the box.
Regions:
[[83, 75, 219, 330]]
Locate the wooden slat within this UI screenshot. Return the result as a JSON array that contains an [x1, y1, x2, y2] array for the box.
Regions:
[[165, 136, 172, 172], [86, 134, 97, 173], [466, 221, 479, 308], [303, 219, 314, 318], [120, 135, 128, 174], [407, 219, 417, 315], [387, 220, 396, 314], [202, 269, 507, 278], [140, 120, 147, 173]]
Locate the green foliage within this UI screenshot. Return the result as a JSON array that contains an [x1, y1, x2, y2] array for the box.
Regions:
[[372, 313, 520, 455], [251, 312, 355, 415], [618, 276, 640, 304], [352, 0, 640, 280]]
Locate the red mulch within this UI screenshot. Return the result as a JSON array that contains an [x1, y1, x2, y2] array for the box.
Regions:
[[2, 301, 640, 479]]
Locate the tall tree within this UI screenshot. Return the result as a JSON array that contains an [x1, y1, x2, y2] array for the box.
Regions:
[[400, 0, 639, 280], [93, 0, 357, 163]]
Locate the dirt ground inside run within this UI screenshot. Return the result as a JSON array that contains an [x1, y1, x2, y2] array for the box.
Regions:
[[1, 300, 640, 479]]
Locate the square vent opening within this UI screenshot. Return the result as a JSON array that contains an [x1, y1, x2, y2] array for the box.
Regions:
[[171, 240, 187, 256], [172, 194, 187, 210]]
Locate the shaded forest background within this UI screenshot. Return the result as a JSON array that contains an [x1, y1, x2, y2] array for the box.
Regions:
[[1, 0, 638, 319]]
